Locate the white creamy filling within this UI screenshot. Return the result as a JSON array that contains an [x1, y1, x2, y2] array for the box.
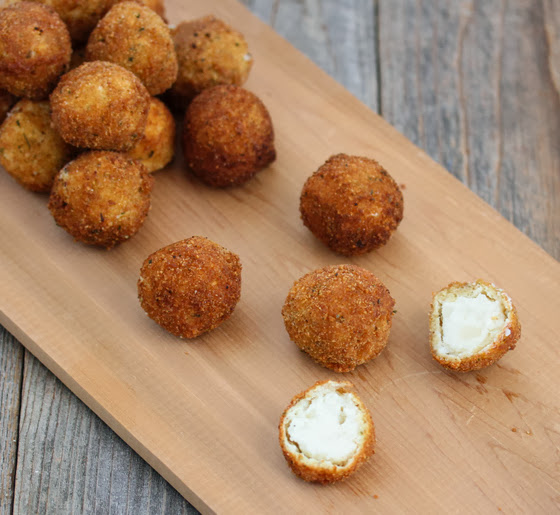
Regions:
[[440, 294, 506, 357], [286, 390, 361, 464]]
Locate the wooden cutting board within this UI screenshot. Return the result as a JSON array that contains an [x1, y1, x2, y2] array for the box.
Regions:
[[1, 0, 559, 512]]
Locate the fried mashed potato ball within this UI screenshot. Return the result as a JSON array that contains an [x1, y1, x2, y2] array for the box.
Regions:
[[429, 280, 521, 372], [170, 15, 253, 107], [126, 97, 175, 172], [138, 236, 242, 339], [282, 264, 395, 373], [183, 85, 276, 187], [0, 99, 75, 191], [50, 61, 150, 151], [0, 2, 71, 99], [0, 89, 16, 124], [86, 2, 177, 96], [279, 380, 375, 483], [300, 154, 404, 256], [48, 150, 153, 247]]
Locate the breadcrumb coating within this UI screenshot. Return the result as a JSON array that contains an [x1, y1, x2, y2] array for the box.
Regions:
[[48, 150, 153, 247], [279, 380, 375, 483], [86, 2, 177, 95], [429, 279, 521, 372], [300, 154, 404, 256], [126, 97, 175, 173], [50, 61, 150, 151], [183, 85, 275, 187], [0, 99, 75, 191], [282, 264, 395, 372], [138, 236, 242, 338], [171, 15, 252, 107], [0, 2, 71, 99]]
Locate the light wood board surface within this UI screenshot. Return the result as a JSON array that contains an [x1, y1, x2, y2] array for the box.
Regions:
[[1, 0, 559, 513]]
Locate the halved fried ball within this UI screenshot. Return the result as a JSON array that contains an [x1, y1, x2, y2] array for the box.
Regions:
[[0, 99, 75, 192], [429, 280, 521, 372], [300, 154, 404, 256], [138, 236, 242, 338], [170, 15, 253, 107], [86, 2, 177, 95], [0, 2, 71, 99], [183, 85, 276, 187], [126, 97, 175, 172], [279, 380, 375, 483], [48, 150, 153, 247], [50, 61, 150, 151], [282, 264, 395, 372], [0, 89, 16, 124]]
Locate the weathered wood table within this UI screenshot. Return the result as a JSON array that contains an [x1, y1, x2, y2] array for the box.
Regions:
[[1, 0, 558, 513]]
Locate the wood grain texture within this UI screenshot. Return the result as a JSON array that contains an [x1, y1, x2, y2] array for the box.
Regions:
[[12, 352, 196, 514], [380, 0, 560, 259], [244, 0, 379, 111], [0, 0, 559, 513], [0, 331, 23, 515]]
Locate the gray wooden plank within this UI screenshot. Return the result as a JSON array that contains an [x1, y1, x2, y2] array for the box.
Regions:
[[13, 351, 197, 515], [379, 0, 560, 259], [243, 0, 379, 111], [0, 329, 23, 514]]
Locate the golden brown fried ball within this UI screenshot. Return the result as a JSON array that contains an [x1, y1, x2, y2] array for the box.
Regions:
[[138, 236, 242, 338], [0, 89, 16, 124], [170, 15, 253, 107], [126, 97, 175, 172], [183, 85, 276, 187], [0, 2, 71, 99], [282, 264, 395, 372], [429, 280, 521, 372], [86, 2, 177, 95], [50, 61, 150, 151], [300, 154, 404, 256], [0, 99, 75, 191], [279, 380, 375, 483], [48, 150, 153, 247]]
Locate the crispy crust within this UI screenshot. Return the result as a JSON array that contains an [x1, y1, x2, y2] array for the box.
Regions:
[[278, 380, 375, 484], [183, 85, 276, 187], [126, 97, 175, 172], [48, 150, 153, 247], [138, 236, 242, 338], [85, 2, 177, 95], [0, 2, 71, 99], [50, 61, 150, 151], [300, 154, 404, 256], [170, 15, 252, 107], [0, 99, 75, 192], [282, 264, 395, 372], [429, 279, 521, 372]]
